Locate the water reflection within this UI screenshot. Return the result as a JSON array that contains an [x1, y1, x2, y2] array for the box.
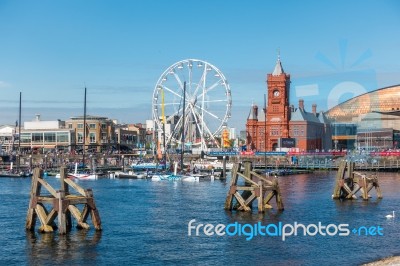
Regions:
[[26, 230, 101, 265]]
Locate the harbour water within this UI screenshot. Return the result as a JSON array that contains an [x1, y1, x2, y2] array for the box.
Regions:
[[1, 171, 400, 265]]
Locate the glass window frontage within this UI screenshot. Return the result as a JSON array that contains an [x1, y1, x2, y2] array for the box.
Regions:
[[32, 133, 43, 143], [44, 133, 56, 143], [21, 133, 31, 143], [57, 132, 69, 143]]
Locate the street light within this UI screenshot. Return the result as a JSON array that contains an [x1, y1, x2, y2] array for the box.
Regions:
[[89, 154, 93, 172], [44, 154, 47, 172], [121, 155, 125, 172], [29, 155, 32, 172], [264, 93, 267, 172]]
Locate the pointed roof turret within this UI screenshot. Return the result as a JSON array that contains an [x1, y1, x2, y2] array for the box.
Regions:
[[247, 102, 258, 120], [272, 55, 284, 76]]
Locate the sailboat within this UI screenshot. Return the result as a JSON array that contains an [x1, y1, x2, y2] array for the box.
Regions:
[[151, 161, 198, 182], [55, 87, 98, 180], [1, 92, 29, 178], [151, 82, 199, 182]]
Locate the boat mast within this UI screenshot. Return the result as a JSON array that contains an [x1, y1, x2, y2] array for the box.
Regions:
[[17, 92, 21, 172], [180, 82, 186, 172], [161, 87, 166, 165], [83, 87, 87, 169]]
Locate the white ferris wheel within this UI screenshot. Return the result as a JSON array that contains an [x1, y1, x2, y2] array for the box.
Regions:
[[152, 59, 232, 151]]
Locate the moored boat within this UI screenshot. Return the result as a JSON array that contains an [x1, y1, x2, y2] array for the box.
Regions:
[[0, 170, 29, 178], [131, 161, 169, 171], [115, 171, 147, 179], [55, 163, 98, 180], [193, 159, 233, 170]]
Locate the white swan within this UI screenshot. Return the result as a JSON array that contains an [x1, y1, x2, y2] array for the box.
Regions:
[[386, 211, 395, 219]]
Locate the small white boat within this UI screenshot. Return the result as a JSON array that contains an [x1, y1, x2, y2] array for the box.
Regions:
[[182, 175, 200, 182], [55, 163, 98, 180], [151, 174, 179, 181], [131, 161, 169, 171], [194, 159, 233, 170], [151, 162, 199, 182], [115, 171, 147, 179]]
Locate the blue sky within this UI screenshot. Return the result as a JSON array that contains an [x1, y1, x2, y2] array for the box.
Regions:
[[0, 0, 399, 131]]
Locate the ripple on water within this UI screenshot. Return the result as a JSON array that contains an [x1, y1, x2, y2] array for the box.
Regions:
[[0, 172, 399, 265]]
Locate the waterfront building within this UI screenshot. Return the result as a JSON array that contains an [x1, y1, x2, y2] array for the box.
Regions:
[[245, 57, 332, 152], [331, 123, 357, 150], [17, 114, 74, 153], [325, 84, 400, 150], [0, 125, 17, 153], [114, 123, 147, 152], [325, 84, 400, 126], [1, 114, 153, 155], [356, 128, 399, 151], [66, 115, 115, 153]]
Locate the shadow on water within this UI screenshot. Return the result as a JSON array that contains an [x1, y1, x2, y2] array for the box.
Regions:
[[26, 230, 102, 265]]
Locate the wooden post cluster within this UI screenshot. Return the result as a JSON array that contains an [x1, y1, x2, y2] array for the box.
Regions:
[[26, 167, 102, 234], [224, 161, 284, 212], [332, 161, 382, 200]]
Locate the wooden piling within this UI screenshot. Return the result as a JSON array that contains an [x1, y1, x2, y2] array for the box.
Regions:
[[26, 166, 102, 234], [332, 161, 382, 201], [224, 161, 284, 213]]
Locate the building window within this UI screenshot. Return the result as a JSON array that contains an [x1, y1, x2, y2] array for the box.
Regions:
[[21, 133, 31, 144], [77, 124, 83, 129], [293, 126, 299, 136], [89, 123, 96, 129], [44, 133, 56, 143], [89, 133, 96, 143], [32, 133, 43, 143], [101, 124, 107, 130], [68, 124, 72, 129], [57, 132, 69, 143], [77, 133, 83, 143], [270, 126, 280, 136]]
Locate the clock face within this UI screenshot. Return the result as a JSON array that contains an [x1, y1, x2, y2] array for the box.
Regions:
[[273, 90, 280, 97]]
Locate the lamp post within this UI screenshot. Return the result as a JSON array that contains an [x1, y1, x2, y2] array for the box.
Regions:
[[90, 154, 93, 172], [334, 123, 338, 150], [44, 154, 47, 172], [264, 93, 267, 172], [29, 154, 32, 172], [121, 155, 125, 172]]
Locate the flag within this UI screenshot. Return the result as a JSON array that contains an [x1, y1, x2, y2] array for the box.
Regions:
[[85, 123, 90, 136]]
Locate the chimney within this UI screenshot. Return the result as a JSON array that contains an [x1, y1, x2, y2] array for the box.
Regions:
[[253, 105, 258, 118], [312, 104, 317, 115], [299, 99, 304, 111], [35, 114, 41, 121]]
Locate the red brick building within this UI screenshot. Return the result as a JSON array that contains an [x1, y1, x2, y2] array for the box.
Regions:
[[246, 57, 332, 152]]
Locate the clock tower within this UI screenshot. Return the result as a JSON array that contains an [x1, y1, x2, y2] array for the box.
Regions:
[[265, 56, 291, 150]]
